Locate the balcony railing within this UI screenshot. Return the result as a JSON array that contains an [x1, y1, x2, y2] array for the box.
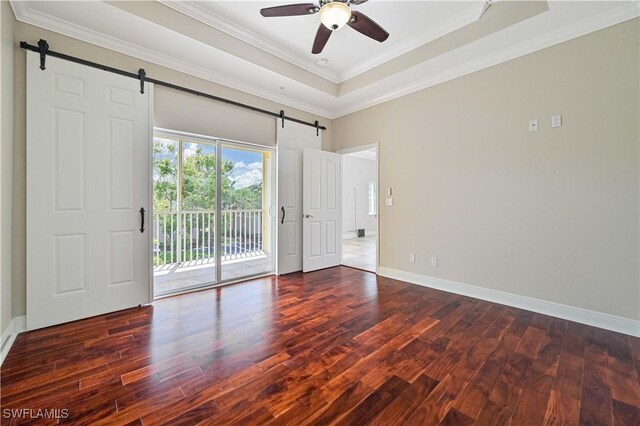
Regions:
[[153, 209, 265, 267]]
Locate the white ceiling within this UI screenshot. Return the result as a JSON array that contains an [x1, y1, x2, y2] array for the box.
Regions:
[[172, 1, 482, 81], [10, 1, 640, 119]]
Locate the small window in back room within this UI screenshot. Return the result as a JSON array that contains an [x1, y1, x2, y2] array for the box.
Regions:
[[368, 181, 377, 215]]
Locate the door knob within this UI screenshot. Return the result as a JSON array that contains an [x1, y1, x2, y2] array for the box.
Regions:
[[303, 214, 314, 219]]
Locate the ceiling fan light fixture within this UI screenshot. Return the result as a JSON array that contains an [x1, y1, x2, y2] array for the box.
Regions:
[[319, 2, 351, 31]]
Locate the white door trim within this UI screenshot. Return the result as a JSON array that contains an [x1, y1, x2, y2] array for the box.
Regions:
[[337, 143, 379, 155], [147, 86, 155, 302]]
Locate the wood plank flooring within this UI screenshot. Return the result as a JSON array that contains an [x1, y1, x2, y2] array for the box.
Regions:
[[1, 267, 639, 425]]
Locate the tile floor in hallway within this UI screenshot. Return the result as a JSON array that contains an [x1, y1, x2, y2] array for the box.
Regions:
[[342, 235, 376, 272]]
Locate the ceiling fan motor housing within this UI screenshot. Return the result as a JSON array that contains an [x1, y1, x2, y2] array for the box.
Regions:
[[260, 0, 388, 54], [319, 1, 352, 31]]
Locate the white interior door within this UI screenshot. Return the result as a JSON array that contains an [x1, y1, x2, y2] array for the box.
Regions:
[[303, 148, 341, 272], [26, 52, 153, 330], [276, 121, 320, 274]]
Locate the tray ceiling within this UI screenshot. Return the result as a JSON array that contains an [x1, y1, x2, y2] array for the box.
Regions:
[[163, 1, 483, 82]]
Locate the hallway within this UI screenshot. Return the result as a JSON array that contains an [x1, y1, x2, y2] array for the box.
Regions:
[[342, 235, 376, 272]]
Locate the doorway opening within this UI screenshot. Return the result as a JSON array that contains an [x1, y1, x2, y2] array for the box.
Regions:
[[340, 146, 378, 273], [152, 130, 275, 297]]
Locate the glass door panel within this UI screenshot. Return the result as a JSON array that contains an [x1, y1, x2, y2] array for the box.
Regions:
[[220, 144, 275, 281], [152, 136, 179, 295], [153, 138, 217, 296]]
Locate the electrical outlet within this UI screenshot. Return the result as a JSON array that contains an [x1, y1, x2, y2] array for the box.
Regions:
[[385, 198, 393, 206], [431, 257, 438, 267], [551, 114, 562, 128], [409, 253, 416, 263]]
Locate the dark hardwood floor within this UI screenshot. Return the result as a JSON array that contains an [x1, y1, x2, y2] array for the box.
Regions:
[[1, 267, 639, 425]]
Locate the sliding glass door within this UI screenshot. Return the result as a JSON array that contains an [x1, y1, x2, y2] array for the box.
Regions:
[[220, 144, 274, 281], [152, 131, 274, 296]]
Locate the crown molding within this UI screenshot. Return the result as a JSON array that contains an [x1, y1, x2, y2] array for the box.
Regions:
[[332, 1, 640, 118], [336, 2, 483, 82], [8, 0, 27, 23], [11, 1, 335, 119], [158, 0, 341, 84]]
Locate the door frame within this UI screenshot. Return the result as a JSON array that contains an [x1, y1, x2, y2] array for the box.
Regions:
[[147, 88, 155, 303], [152, 128, 276, 298], [337, 143, 379, 274]]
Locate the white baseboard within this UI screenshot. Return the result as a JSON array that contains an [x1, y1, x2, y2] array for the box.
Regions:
[[377, 267, 640, 338], [1, 316, 27, 365]]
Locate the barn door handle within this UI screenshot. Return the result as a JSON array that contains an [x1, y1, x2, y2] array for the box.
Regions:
[[281, 206, 285, 224], [139, 207, 145, 233]]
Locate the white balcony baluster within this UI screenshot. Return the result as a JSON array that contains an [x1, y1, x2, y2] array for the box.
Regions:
[[153, 209, 265, 268]]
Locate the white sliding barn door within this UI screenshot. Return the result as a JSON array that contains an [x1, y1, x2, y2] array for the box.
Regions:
[[26, 52, 153, 330], [302, 148, 341, 272], [276, 121, 320, 274]]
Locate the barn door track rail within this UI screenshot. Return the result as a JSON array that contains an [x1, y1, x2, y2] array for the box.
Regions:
[[21, 39, 327, 132]]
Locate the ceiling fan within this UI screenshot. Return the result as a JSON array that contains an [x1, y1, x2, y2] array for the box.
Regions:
[[479, 0, 494, 19], [260, 0, 389, 54]]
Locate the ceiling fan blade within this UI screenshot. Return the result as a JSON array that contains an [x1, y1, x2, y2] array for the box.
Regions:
[[260, 3, 318, 17], [312, 24, 332, 54], [479, 0, 493, 18], [347, 11, 389, 43], [350, 0, 369, 4]]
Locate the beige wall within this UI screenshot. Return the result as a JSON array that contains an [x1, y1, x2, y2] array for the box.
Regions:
[[10, 21, 333, 318], [154, 89, 278, 147], [1, 1, 15, 336], [333, 19, 640, 320]]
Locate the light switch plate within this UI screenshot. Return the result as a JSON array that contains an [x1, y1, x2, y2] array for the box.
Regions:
[[529, 119, 538, 132], [551, 114, 562, 128]]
